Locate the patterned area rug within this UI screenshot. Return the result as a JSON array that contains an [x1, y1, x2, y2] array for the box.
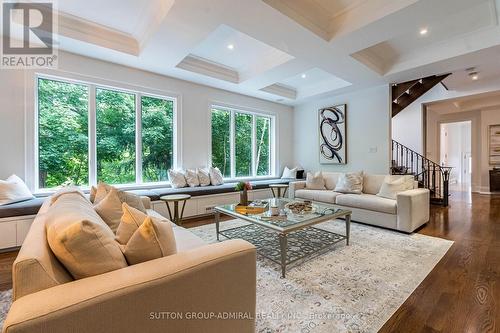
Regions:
[[0, 219, 453, 333], [191, 219, 453, 333], [0, 289, 12, 331]]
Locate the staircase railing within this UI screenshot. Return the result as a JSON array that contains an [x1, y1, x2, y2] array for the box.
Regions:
[[391, 140, 451, 206]]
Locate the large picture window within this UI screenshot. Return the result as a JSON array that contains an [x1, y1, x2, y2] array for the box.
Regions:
[[211, 106, 273, 178], [37, 77, 176, 189]]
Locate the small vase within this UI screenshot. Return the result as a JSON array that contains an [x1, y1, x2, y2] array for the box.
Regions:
[[240, 189, 248, 206]]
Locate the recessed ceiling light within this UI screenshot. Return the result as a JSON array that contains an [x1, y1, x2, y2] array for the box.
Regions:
[[227, 44, 234, 50], [470, 73, 479, 80], [419, 28, 428, 36], [301, 73, 307, 79]]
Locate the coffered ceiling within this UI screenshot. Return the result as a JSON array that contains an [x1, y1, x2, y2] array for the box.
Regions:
[[5, 0, 500, 105]]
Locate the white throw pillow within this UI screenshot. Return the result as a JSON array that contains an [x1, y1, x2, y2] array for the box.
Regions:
[[209, 167, 224, 186], [0, 175, 34, 206], [305, 171, 326, 190], [334, 172, 363, 194], [168, 169, 187, 188], [281, 166, 297, 179], [377, 176, 413, 200], [185, 169, 200, 187], [197, 168, 211, 187]]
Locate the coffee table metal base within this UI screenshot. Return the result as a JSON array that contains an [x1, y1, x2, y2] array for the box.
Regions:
[[215, 217, 348, 278]]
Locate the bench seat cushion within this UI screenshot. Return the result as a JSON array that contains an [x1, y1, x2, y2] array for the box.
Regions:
[[0, 197, 46, 218]]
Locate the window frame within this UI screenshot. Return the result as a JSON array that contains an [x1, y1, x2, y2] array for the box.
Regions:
[[209, 103, 276, 181], [33, 73, 179, 192]]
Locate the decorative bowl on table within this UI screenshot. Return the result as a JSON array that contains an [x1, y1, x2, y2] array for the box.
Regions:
[[284, 201, 315, 215]]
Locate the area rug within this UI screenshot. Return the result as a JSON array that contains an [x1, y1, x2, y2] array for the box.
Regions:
[[0, 220, 453, 333], [190, 219, 453, 333]]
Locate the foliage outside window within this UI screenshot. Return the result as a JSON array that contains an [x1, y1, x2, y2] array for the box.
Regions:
[[37, 77, 175, 189], [211, 106, 272, 178]]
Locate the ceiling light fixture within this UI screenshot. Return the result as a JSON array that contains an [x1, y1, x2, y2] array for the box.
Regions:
[[301, 73, 307, 79], [419, 28, 428, 36], [470, 72, 479, 80], [227, 44, 234, 50]]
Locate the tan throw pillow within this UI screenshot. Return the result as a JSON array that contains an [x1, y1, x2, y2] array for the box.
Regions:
[[122, 216, 177, 265], [306, 171, 326, 190], [93, 182, 146, 212], [45, 193, 127, 279], [377, 176, 411, 200], [334, 172, 363, 194], [115, 203, 147, 245], [94, 188, 123, 233], [89, 186, 97, 203]]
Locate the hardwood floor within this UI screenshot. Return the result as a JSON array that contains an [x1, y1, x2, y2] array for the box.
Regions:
[[1, 192, 498, 332]]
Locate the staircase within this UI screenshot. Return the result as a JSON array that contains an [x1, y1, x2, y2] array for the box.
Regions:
[[391, 140, 452, 206], [392, 74, 450, 117]]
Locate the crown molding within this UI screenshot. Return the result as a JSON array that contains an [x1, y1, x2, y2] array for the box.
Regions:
[[176, 55, 240, 83], [260, 83, 297, 99]]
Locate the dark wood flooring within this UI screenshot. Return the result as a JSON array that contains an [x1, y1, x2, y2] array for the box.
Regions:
[[0, 192, 498, 332]]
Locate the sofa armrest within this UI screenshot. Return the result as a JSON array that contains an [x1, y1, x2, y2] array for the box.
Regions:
[[3, 240, 256, 333], [140, 195, 151, 209], [288, 181, 306, 199], [396, 189, 430, 233]]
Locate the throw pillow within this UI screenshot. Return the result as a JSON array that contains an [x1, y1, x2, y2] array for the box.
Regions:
[[185, 169, 200, 187], [281, 166, 297, 179], [197, 168, 211, 187], [94, 188, 123, 233], [209, 167, 224, 186], [0, 175, 34, 206], [45, 192, 127, 279], [305, 171, 326, 190], [377, 176, 412, 200], [121, 216, 177, 265], [115, 203, 147, 244], [89, 186, 97, 203], [93, 182, 146, 213], [168, 169, 187, 188], [334, 172, 364, 194]]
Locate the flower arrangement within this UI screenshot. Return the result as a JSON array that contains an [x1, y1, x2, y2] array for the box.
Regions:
[[235, 181, 252, 191]]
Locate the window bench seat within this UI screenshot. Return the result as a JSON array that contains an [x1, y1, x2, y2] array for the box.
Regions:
[[0, 178, 295, 250]]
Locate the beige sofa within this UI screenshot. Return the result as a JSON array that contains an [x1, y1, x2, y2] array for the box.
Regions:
[[3, 197, 256, 333], [289, 172, 430, 233]]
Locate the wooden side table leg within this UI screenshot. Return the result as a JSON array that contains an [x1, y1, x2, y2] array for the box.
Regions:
[[173, 201, 179, 225], [179, 199, 187, 226], [165, 202, 174, 222]]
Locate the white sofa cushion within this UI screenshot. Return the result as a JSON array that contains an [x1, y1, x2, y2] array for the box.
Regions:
[[334, 171, 363, 194], [295, 189, 342, 203], [281, 166, 297, 179], [209, 167, 224, 185], [0, 175, 34, 206], [322, 172, 342, 190], [168, 169, 187, 188], [197, 168, 211, 186], [362, 174, 388, 195], [306, 171, 326, 190], [336, 193, 397, 214], [377, 176, 415, 200], [185, 169, 200, 187]]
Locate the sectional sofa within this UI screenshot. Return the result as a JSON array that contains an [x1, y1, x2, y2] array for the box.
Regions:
[[289, 172, 430, 233], [2, 196, 256, 333]]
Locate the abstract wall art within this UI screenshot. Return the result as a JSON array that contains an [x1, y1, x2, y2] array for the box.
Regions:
[[489, 124, 500, 165], [318, 104, 346, 164]]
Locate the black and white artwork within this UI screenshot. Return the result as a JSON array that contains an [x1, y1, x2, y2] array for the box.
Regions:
[[319, 104, 346, 164]]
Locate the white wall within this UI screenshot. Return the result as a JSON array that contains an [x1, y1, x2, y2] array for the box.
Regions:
[[293, 85, 391, 174], [0, 51, 294, 188], [440, 121, 471, 184]]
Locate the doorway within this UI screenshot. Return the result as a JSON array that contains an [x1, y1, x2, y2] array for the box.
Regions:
[[440, 121, 472, 192]]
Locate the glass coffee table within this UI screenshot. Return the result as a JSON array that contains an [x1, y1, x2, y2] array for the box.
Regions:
[[214, 198, 352, 278]]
